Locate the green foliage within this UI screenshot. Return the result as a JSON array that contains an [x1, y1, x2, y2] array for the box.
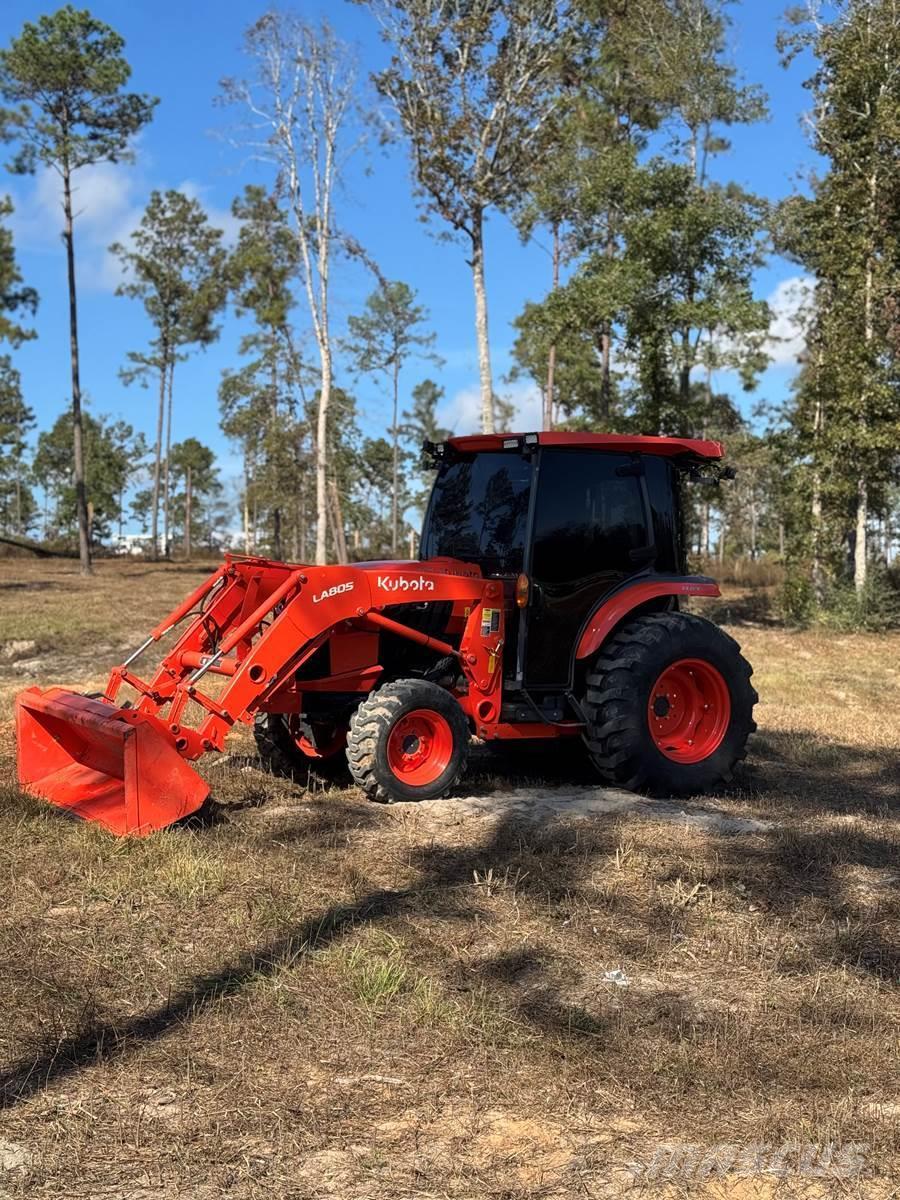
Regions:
[[220, 186, 312, 559], [346, 280, 438, 552], [112, 190, 227, 364], [167, 437, 222, 547], [780, 569, 815, 628], [113, 189, 227, 552], [34, 409, 146, 543], [510, 0, 769, 433], [0, 5, 157, 175], [0, 355, 36, 533], [818, 573, 900, 633], [0, 196, 37, 348], [346, 281, 435, 379], [777, 0, 900, 596]]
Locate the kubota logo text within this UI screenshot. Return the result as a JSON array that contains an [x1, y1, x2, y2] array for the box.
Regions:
[[376, 574, 435, 593], [312, 581, 355, 604]]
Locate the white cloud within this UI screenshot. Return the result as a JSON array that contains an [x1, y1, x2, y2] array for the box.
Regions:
[[439, 377, 543, 434], [763, 274, 815, 367], [6, 160, 144, 290], [6, 161, 240, 293]]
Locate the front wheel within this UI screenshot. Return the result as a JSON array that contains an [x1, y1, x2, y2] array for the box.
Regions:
[[582, 612, 757, 796], [347, 679, 470, 803]]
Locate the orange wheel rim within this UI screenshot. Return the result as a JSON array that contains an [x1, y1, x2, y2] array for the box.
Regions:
[[287, 715, 345, 760], [386, 708, 453, 786], [648, 658, 731, 764]]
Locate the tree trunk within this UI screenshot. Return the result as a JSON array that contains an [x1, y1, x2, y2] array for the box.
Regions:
[[328, 478, 348, 564], [315, 349, 332, 564], [810, 385, 825, 605], [151, 359, 165, 560], [543, 222, 560, 432], [470, 215, 494, 434], [62, 165, 91, 575], [598, 231, 615, 423], [243, 449, 252, 553], [163, 357, 174, 559], [855, 173, 877, 595], [184, 464, 192, 559], [678, 358, 691, 411], [299, 459, 308, 562], [854, 477, 867, 594], [391, 359, 400, 555]]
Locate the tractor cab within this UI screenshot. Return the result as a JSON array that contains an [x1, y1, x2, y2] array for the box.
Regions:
[[420, 431, 721, 697]]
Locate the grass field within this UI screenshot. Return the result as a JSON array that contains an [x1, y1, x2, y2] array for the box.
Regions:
[[0, 557, 898, 1198]]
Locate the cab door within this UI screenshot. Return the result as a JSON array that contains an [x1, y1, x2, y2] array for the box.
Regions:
[[522, 449, 652, 688]]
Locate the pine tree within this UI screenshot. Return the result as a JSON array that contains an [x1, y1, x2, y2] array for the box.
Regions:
[[111, 190, 227, 558], [220, 186, 310, 560], [346, 281, 438, 554], [168, 438, 221, 558], [0, 6, 156, 573]]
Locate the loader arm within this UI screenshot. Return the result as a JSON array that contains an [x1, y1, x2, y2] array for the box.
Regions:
[[15, 554, 505, 835]]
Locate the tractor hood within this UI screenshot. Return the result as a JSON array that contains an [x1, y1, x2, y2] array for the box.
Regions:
[[356, 557, 482, 579]]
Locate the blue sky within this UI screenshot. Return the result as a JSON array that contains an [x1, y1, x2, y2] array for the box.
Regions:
[[1, 0, 819, 523]]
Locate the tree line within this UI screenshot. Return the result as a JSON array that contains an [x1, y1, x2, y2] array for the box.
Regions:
[[0, 2, 898, 626]]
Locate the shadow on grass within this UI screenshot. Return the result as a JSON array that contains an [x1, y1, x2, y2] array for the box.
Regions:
[[1, 723, 898, 1108]]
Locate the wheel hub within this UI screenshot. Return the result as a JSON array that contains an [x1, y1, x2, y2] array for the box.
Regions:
[[648, 658, 731, 764], [386, 709, 453, 786]]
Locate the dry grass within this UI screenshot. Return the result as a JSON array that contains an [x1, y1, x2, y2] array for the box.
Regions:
[[0, 557, 898, 1198]]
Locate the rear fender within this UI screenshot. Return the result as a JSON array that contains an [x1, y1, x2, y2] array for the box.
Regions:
[[575, 577, 721, 661]]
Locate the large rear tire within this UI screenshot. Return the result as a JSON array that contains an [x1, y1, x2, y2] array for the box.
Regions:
[[254, 713, 349, 785], [582, 612, 757, 796], [347, 679, 470, 804]]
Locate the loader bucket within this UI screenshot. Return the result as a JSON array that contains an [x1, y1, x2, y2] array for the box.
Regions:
[[14, 688, 209, 837]]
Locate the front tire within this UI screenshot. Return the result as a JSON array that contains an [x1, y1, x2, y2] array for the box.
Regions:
[[347, 679, 470, 804], [582, 612, 757, 796]]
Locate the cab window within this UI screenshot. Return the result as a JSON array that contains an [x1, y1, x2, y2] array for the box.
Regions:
[[531, 450, 649, 583]]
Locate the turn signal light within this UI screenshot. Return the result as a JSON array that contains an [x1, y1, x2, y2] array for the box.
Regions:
[[515, 573, 530, 608]]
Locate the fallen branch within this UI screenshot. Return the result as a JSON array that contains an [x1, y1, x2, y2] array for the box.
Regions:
[[0, 534, 78, 559]]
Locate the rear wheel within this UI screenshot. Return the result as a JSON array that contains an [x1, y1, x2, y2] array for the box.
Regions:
[[582, 612, 756, 796], [347, 679, 470, 803], [254, 713, 349, 785]]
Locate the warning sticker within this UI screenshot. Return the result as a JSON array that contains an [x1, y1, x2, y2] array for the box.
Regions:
[[481, 608, 493, 637]]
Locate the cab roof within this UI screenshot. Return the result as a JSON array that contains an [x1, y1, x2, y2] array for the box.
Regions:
[[447, 431, 723, 460]]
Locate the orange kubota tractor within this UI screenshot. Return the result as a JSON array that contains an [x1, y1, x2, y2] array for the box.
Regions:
[[15, 431, 757, 836]]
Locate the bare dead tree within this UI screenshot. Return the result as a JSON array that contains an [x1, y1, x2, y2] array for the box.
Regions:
[[358, 0, 563, 433], [223, 15, 365, 564]]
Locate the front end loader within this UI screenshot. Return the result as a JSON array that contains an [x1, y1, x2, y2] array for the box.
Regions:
[[15, 431, 757, 834]]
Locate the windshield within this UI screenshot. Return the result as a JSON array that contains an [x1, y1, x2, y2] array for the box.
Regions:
[[421, 452, 532, 575]]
